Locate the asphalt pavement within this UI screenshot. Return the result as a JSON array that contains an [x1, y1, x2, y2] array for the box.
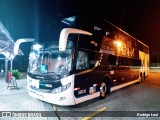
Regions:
[[54, 71, 160, 120], [0, 74, 59, 120], [0, 70, 160, 120]]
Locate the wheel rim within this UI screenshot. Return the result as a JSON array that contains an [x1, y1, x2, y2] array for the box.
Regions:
[[100, 82, 107, 97]]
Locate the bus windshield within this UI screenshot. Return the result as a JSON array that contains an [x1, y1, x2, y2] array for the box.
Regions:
[[28, 41, 73, 76]]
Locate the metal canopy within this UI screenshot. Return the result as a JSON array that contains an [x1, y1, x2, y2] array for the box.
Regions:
[[0, 21, 34, 82], [0, 21, 23, 60]]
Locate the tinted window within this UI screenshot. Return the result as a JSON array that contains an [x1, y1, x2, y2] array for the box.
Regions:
[[76, 51, 89, 70], [119, 57, 141, 67], [76, 49, 98, 70]]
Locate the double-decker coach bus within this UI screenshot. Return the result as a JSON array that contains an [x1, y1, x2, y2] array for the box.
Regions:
[[27, 13, 149, 106]]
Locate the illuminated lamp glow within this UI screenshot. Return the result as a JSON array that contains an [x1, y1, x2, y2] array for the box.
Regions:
[[10, 54, 14, 59], [114, 41, 122, 47], [5, 52, 10, 58], [58, 56, 61, 60], [30, 52, 36, 60], [33, 44, 42, 50]]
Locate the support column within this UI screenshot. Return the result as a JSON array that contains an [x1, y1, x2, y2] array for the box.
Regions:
[[5, 57, 9, 82], [10, 59, 13, 70]]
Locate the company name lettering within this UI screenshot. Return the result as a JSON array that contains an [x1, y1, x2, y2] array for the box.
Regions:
[[78, 89, 86, 95], [118, 46, 134, 57]]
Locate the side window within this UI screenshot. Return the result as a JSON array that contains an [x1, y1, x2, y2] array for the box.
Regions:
[[76, 51, 89, 70], [107, 55, 118, 70], [118, 57, 130, 70], [108, 55, 117, 66], [88, 52, 97, 69], [132, 59, 141, 67]]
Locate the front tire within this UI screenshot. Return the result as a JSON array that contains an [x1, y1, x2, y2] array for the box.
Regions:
[[100, 81, 110, 99]]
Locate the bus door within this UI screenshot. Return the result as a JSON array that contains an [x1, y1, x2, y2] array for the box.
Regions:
[[74, 50, 91, 98], [75, 50, 102, 97]]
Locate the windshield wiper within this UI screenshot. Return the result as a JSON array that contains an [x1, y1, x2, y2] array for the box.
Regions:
[[45, 72, 61, 79]]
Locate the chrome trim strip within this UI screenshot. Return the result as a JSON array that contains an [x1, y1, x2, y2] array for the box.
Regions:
[[75, 70, 93, 76], [111, 79, 140, 92]]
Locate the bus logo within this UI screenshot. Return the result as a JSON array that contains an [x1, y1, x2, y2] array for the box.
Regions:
[[78, 89, 86, 95]]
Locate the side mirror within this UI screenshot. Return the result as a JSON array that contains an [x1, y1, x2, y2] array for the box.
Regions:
[[14, 38, 35, 56], [59, 28, 92, 51]]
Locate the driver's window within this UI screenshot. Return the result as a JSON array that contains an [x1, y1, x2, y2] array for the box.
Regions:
[[76, 51, 88, 70]]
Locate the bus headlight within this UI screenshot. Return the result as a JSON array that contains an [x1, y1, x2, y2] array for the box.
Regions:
[[52, 83, 71, 93]]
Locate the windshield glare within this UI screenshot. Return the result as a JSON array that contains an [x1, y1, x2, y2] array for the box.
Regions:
[[28, 41, 73, 76]]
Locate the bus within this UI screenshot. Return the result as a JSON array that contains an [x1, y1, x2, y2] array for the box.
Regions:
[[27, 13, 149, 106]]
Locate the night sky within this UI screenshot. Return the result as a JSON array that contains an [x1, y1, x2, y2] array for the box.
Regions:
[[0, 0, 160, 59]]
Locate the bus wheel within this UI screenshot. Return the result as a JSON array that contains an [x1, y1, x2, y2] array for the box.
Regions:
[[100, 81, 108, 99], [143, 73, 146, 80], [139, 73, 143, 83]]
